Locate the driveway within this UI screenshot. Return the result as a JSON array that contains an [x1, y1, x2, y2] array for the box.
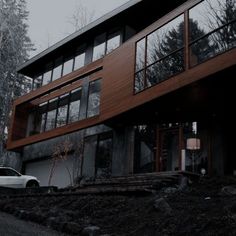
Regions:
[[0, 211, 68, 236]]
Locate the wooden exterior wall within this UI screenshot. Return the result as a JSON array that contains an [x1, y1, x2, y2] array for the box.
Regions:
[[7, 0, 236, 150]]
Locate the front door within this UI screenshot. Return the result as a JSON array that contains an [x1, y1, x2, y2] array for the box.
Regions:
[[158, 128, 180, 172]]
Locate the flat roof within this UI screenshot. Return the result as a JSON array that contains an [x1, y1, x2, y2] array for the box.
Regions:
[[17, 0, 142, 73]]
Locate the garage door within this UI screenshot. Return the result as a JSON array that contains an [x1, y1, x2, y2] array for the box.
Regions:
[[25, 156, 76, 188]]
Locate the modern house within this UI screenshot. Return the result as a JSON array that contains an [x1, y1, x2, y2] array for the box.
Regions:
[[7, 0, 236, 187]]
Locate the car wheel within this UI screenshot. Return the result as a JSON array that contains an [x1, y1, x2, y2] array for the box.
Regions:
[[26, 180, 39, 188]]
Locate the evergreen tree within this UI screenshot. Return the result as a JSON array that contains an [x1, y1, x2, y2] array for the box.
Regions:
[[146, 19, 214, 86], [0, 0, 33, 157]]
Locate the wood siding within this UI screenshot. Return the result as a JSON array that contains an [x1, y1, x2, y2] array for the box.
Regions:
[[7, 0, 236, 150]]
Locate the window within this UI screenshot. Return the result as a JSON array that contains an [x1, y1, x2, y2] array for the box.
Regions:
[[135, 38, 146, 72], [63, 57, 74, 76], [68, 88, 82, 123], [134, 125, 156, 173], [0, 168, 20, 176], [52, 57, 63, 81], [74, 44, 86, 71], [134, 14, 185, 93], [38, 102, 48, 133], [95, 133, 113, 178], [93, 31, 121, 61], [106, 31, 121, 54], [189, 0, 236, 66], [87, 79, 101, 118], [45, 98, 58, 131], [42, 70, 52, 86], [56, 93, 69, 127], [92, 33, 106, 61], [33, 75, 42, 90]]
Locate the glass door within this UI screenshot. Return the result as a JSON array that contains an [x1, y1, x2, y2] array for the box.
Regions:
[[158, 128, 180, 172]]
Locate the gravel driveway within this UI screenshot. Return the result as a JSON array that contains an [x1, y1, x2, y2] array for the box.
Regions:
[[0, 211, 68, 236]]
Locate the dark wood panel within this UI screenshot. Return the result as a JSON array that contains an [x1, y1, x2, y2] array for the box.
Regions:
[[101, 47, 236, 121], [7, 0, 236, 150], [7, 116, 103, 150]]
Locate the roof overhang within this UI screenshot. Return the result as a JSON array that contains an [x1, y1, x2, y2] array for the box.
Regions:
[[17, 0, 142, 76]]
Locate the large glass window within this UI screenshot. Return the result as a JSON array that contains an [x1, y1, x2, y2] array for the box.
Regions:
[[33, 75, 42, 90], [189, 0, 236, 66], [52, 57, 63, 81], [74, 45, 86, 71], [135, 38, 146, 72], [38, 102, 48, 133], [92, 33, 106, 61], [134, 14, 185, 93], [147, 14, 184, 65], [134, 125, 156, 173], [95, 133, 113, 178], [45, 98, 58, 131], [63, 57, 74, 76], [87, 79, 101, 118], [68, 88, 82, 123], [42, 70, 52, 86], [106, 31, 121, 54], [56, 93, 69, 127]]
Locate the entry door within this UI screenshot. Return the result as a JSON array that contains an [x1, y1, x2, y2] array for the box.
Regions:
[[158, 128, 180, 172]]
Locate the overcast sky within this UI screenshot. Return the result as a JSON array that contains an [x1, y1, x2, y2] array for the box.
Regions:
[[26, 0, 130, 58]]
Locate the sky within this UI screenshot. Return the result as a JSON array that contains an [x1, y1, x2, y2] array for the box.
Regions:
[[26, 0, 130, 58]]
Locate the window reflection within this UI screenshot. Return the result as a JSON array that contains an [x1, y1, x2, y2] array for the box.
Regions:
[[52, 58, 63, 81], [134, 125, 156, 173], [134, 14, 185, 93], [87, 79, 101, 118], [42, 70, 52, 86], [189, 0, 236, 41], [95, 133, 113, 178], [63, 58, 74, 76], [68, 88, 82, 123], [134, 70, 145, 93], [189, 0, 236, 66], [56, 93, 69, 127], [37, 102, 47, 133], [93, 33, 106, 61], [74, 45, 86, 70], [135, 38, 146, 72], [45, 98, 58, 131], [147, 14, 184, 66], [33, 75, 42, 90], [146, 50, 184, 87], [40, 113, 47, 133], [106, 31, 121, 54]]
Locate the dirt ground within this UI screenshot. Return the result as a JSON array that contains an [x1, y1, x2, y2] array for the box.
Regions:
[[0, 176, 236, 235]]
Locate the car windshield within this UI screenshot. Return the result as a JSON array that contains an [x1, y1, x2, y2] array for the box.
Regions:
[[0, 168, 21, 176]]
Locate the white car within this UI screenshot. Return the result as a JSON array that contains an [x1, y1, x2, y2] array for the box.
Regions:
[[0, 167, 40, 188]]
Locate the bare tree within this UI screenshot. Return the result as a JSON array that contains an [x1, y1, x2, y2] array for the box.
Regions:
[[68, 1, 95, 32], [48, 136, 84, 187], [48, 138, 73, 186]]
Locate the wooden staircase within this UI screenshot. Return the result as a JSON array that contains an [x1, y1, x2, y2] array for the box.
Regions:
[[71, 171, 199, 194]]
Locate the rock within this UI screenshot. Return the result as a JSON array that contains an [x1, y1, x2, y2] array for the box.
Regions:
[[178, 176, 188, 190], [154, 197, 172, 215], [82, 226, 100, 236], [163, 187, 178, 194], [63, 222, 81, 234], [204, 197, 211, 200], [221, 186, 236, 195]]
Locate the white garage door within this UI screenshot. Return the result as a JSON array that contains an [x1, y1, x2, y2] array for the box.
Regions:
[[25, 157, 75, 188]]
